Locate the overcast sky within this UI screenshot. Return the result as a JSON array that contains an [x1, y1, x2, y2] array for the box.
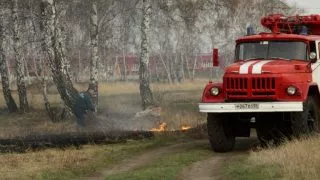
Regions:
[[285, 0, 320, 14]]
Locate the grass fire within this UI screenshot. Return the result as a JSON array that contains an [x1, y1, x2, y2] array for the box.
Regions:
[[151, 122, 168, 132], [181, 125, 192, 131], [1, 0, 318, 179], [0, 81, 206, 179]]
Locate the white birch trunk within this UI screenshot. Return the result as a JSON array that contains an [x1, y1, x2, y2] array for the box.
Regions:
[[159, 53, 172, 84], [169, 57, 177, 83], [89, 0, 99, 107], [41, 0, 79, 113], [78, 50, 81, 82], [32, 57, 39, 79], [40, 57, 53, 120], [172, 54, 178, 82], [122, 46, 127, 81], [139, 0, 154, 109], [56, 27, 72, 81], [12, 0, 29, 112], [24, 56, 31, 84], [185, 55, 191, 79], [179, 53, 185, 83], [0, 18, 18, 113], [192, 54, 198, 81]]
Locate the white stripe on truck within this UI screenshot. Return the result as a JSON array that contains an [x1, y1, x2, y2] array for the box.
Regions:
[[239, 61, 257, 74], [252, 60, 273, 74]]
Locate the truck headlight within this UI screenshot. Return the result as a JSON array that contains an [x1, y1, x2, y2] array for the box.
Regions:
[[210, 87, 220, 96], [287, 86, 296, 95]]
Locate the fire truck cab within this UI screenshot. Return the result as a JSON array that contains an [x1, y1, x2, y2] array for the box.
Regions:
[[199, 14, 320, 152]]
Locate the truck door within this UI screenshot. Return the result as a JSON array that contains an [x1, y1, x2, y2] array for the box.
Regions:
[[312, 41, 320, 91], [317, 41, 320, 60]]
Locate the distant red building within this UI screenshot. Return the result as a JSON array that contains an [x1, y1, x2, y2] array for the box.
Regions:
[[108, 53, 214, 77]]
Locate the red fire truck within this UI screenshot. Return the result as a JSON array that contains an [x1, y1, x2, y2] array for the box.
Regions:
[[199, 14, 320, 152]]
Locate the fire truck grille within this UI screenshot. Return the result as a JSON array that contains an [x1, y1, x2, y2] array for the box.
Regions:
[[225, 78, 248, 96], [252, 77, 276, 96], [225, 78, 248, 90], [225, 77, 277, 98], [252, 77, 276, 90]]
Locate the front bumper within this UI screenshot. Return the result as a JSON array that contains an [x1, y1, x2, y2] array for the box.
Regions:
[[199, 101, 303, 113]]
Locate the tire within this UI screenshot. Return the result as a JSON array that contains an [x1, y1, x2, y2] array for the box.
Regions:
[[207, 113, 235, 152], [256, 114, 288, 147], [256, 120, 272, 147], [292, 96, 320, 138]]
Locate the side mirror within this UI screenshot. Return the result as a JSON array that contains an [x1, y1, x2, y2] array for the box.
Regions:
[[213, 48, 219, 67], [310, 52, 317, 63]]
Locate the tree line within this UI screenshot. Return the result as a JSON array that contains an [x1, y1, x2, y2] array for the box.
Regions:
[[0, 0, 293, 119]]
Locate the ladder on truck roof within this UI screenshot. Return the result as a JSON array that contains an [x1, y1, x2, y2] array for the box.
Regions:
[[261, 14, 320, 35]]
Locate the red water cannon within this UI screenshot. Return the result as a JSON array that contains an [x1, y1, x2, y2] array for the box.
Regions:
[[261, 14, 320, 35], [212, 48, 219, 67]]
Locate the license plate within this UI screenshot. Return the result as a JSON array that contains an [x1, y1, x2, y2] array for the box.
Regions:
[[235, 103, 260, 110]]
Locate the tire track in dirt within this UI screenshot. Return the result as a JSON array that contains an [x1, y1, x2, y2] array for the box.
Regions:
[[177, 157, 225, 180], [84, 140, 208, 180], [85, 137, 258, 180], [177, 137, 259, 180]]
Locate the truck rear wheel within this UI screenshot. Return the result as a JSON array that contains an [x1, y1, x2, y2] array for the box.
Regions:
[[292, 96, 320, 137], [207, 113, 235, 152], [256, 120, 272, 147], [256, 118, 287, 147]]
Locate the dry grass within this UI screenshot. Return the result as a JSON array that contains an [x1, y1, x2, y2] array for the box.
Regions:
[[0, 79, 208, 110], [247, 137, 320, 180], [160, 110, 204, 131], [0, 93, 62, 110], [0, 80, 207, 179], [0, 138, 176, 180], [0, 146, 95, 179], [0, 111, 76, 138], [0, 80, 211, 180], [0, 84, 206, 137], [83, 79, 208, 96]]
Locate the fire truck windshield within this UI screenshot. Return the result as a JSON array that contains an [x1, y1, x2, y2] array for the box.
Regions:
[[236, 41, 307, 61]]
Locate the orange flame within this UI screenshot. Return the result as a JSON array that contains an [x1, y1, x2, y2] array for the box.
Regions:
[[151, 123, 167, 132], [181, 125, 192, 131]]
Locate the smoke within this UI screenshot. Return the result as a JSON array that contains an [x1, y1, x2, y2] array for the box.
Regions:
[[81, 95, 161, 132]]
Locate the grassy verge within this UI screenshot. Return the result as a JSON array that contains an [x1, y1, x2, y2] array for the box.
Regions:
[[225, 136, 320, 180], [106, 143, 212, 180], [224, 157, 281, 180], [0, 135, 182, 180]]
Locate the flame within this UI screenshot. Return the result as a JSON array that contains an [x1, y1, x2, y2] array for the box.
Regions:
[[151, 122, 167, 132], [181, 125, 192, 131]]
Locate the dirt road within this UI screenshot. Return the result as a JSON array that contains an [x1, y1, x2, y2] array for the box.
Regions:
[[177, 137, 258, 180], [85, 137, 258, 180]]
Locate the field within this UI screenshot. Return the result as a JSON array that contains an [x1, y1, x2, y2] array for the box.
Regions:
[[2, 80, 320, 180], [0, 80, 210, 179], [225, 136, 320, 180], [0, 80, 208, 138]]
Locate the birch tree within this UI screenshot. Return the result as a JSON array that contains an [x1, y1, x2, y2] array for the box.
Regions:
[[89, 0, 99, 108], [0, 17, 18, 113], [12, 0, 29, 112], [154, 3, 173, 84], [139, 0, 154, 109], [41, 0, 79, 113], [120, 6, 129, 82]]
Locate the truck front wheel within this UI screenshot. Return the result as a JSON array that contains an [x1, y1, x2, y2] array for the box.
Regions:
[[207, 113, 235, 152], [292, 96, 320, 137]]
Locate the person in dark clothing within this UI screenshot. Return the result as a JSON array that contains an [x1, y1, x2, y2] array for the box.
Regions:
[[74, 89, 96, 128]]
